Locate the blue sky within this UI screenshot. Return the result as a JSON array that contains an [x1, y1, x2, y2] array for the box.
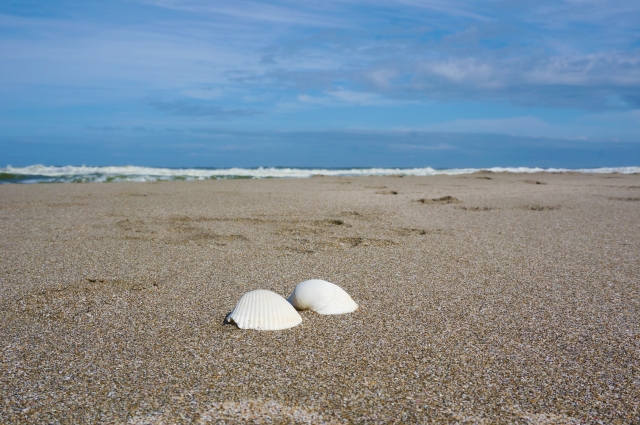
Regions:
[[1, 0, 639, 167]]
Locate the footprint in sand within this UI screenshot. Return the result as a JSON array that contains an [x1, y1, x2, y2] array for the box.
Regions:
[[521, 205, 560, 211], [457, 206, 495, 211], [416, 196, 460, 204], [608, 197, 640, 201]]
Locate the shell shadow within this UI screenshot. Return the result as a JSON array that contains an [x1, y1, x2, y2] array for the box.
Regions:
[[222, 313, 236, 327]]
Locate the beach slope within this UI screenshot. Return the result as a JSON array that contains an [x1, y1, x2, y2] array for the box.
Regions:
[[1, 173, 639, 423]]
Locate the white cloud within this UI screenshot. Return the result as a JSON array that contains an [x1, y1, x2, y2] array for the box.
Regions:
[[181, 88, 223, 100], [142, 0, 349, 27], [328, 89, 381, 104], [297, 89, 414, 107]]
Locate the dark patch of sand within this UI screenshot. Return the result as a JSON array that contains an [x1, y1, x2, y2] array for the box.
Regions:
[[416, 196, 460, 204]]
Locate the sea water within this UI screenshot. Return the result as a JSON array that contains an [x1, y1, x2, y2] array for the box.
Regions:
[[1, 164, 639, 184]]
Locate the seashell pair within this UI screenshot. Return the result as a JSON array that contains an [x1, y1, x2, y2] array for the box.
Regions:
[[225, 279, 358, 331]]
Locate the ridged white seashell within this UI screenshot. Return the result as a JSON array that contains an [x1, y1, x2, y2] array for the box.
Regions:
[[225, 290, 302, 330], [287, 279, 358, 315]]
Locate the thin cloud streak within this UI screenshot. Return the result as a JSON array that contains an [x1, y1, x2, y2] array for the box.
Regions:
[[143, 0, 351, 27], [148, 100, 262, 117]]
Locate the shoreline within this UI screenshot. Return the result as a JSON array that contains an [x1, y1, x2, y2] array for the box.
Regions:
[[2, 165, 639, 184]]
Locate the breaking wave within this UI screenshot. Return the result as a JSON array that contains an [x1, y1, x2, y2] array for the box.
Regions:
[[1, 164, 639, 183]]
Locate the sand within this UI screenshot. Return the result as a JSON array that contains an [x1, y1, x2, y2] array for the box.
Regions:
[[0, 173, 639, 424]]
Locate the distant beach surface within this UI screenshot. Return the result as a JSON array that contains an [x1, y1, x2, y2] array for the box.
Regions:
[[1, 173, 639, 423]]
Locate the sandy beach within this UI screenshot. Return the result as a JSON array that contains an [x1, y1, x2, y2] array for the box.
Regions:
[[1, 173, 638, 424]]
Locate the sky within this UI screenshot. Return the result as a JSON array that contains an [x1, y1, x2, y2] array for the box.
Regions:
[[1, 0, 639, 168]]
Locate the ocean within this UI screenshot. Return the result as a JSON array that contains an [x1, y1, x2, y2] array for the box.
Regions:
[[1, 164, 639, 184]]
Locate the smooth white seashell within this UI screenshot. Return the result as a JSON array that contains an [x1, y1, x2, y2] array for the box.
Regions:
[[225, 290, 302, 330], [287, 279, 358, 315]]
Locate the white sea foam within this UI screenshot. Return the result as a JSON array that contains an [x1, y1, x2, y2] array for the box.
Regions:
[[1, 164, 639, 183]]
